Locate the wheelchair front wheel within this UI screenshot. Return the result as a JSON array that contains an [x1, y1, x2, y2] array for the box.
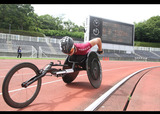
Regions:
[[62, 56, 79, 83], [2, 62, 41, 108]]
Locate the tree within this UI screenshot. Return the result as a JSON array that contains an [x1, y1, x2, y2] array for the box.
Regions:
[[0, 4, 14, 29], [63, 19, 84, 32], [63, 19, 74, 31], [37, 14, 64, 30], [0, 4, 85, 38], [0, 4, 35, 30], [134, 15, 160, 42], [16, 4, 34, 30]]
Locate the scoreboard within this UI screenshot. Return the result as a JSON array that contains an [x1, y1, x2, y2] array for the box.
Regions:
[[88, 16, 134, 46]]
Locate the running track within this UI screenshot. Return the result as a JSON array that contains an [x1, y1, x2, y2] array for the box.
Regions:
[[0, 59, 160, 111]]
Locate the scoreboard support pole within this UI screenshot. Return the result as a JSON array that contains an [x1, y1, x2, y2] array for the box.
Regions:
[[84, 16, 90, 43]]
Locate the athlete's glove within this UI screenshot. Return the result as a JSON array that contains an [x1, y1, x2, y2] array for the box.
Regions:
[[97, 50, 104, 54]]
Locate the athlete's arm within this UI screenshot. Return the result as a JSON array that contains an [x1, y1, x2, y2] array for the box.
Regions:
[[89, 37, 103, 54]]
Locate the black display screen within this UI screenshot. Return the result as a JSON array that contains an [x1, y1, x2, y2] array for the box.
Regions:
[[89, 16, 134, 46]]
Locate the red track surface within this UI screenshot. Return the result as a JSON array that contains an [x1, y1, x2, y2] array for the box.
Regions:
[[98, 67, 160, 111], [0, 59, 160, 111]]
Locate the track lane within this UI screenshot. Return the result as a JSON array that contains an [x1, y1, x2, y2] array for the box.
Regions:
[[1, 60, 160, 111], [97, 67, 160, 111], [126, 67, 160, 111]]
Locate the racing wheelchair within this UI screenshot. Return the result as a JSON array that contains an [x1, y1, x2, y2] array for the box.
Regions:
[[2, 51, 102, 108]]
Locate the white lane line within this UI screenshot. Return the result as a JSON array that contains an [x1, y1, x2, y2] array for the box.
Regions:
[[0, 66, 132, 78], [0, 66, 147, 96], [0, 74, 87, 96], [84, 66, 160, 111], [0, 73, 35, 78], [0, 79, 63, 95]]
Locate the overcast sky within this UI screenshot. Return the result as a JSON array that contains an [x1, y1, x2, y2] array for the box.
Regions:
[[32, 4, 160, 26]]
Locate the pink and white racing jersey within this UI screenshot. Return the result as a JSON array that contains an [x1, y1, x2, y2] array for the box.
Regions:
[[74, 42, 92, 55]]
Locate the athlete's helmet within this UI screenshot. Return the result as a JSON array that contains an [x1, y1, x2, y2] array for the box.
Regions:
[[59, 36, 74, 54]]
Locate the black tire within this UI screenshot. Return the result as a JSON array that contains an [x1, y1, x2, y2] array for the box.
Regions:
[[62, 56, 79, 83], [2, 62, 41, 108], [86, 51, 102, 88]]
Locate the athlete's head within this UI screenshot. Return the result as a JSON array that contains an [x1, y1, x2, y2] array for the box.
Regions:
[[59, 36, 75, 55]]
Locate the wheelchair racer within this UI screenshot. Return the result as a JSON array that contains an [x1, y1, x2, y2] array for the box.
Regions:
[[59, 36, 103, 56]]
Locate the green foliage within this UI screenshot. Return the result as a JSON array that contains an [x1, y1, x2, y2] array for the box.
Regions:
[[0, 4, 35, 30], [0, 4, 84, 39], [134, 41, 160, 48], [38, 14, 63, 30], [41, 29, 84, 39], [134, 15, 160, 43]]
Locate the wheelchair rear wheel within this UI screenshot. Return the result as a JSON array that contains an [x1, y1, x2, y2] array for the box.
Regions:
[[86, 51, 102, 88]]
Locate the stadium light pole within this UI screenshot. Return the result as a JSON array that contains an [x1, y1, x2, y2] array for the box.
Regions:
[[9, 24, 11, 34], [8, 24, 11, 41]]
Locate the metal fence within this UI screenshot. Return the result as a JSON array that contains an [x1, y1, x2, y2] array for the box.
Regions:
[[0, 33, 59, 44], [0, 32, 160, 59], [0, 43, 37, 58], [134, 46, 160, 51]]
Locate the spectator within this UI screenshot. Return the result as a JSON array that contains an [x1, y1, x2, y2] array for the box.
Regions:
[[17, 46, 22, 58]]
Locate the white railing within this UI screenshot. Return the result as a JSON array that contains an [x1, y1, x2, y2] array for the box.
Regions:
[[0, 33, 84, 44], [134, 46, 160, 52], [1, 32, 160, 58], [0, 33, 57, 43]]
